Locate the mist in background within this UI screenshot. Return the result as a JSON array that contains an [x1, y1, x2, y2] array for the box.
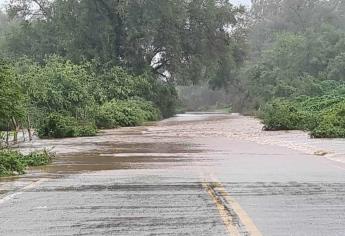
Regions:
[[232, 0, 251, 6], [0, 0, 7, 7]]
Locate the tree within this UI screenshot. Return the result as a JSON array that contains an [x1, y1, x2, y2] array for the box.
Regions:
[[4, 0, 246, 85], [0, 59, 25, 143]]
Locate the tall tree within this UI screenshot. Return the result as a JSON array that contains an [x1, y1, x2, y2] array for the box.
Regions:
[[4, 0, 246, 85], [0, 59, 25, 142]]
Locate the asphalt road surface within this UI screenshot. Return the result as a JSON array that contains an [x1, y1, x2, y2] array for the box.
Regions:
[[1, 113, 345, 236]]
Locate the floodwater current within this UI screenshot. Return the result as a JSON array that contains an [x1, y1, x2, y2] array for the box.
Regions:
[[1, 113, 345, 193], [1, 113, 345, 235]]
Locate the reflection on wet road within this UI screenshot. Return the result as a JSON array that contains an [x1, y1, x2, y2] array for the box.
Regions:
[[1, 113, 345, 235]]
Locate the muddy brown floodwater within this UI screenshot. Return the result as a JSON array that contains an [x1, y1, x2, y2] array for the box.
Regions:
[[1, 113, 345, 236]]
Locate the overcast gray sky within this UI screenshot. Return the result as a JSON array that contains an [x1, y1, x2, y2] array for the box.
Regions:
[[0, 0, 251, 9], [0, 0, 6, 9], [232, 0, 252, 6]]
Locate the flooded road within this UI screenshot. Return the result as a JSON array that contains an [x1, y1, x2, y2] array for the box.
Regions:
[[1, 113, 345, 235]]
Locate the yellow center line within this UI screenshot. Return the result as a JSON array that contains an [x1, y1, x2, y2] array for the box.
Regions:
[[200, 170, 263, 236], [203, 182, 241, 236], [213, 181, 263, 236]]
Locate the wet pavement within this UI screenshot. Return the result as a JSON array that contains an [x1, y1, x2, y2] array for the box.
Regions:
[[0, 113, 345, 235]]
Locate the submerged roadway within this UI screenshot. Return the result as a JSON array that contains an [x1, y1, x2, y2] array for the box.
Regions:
[[0, 113, 345, 235]]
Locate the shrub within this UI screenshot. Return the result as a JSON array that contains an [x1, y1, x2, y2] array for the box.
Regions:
[[37, 113, 97, 138], [311, 103, 345, 138], [260, 100, 306, 130], [260, 95, 345, 138], [23, 149, 54, 166], [125, 99, 161, 121], [89, 67, 178, 118], [0, 150, 26, 176], [95, 99, 161, 129], [311, 124, 345, 138], [0, 149, 53, 177]]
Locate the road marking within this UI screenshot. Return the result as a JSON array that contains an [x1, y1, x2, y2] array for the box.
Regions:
[[0, 178, 49, 205], [214, 182, 263, 236], [0, 192, 24, 205], [203, 182, 241, 236], [201, 173, 262, 236]]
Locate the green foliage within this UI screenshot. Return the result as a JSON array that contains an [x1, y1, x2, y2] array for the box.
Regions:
[[232, 0, 345, 115], [4, 0, 245, 85], [260, 91, 345, 138], [1, 0, 244, 136], [0, 149, 53, 177], [0, 149, 26, 176], [241, 29, 345, 108], [89, 67, 149, 103], [126, 99, 161, 121], [327, 53, 345, 81], [234, 4, 345, 139], [310, 102, 345, 138], [0, 59, 25, 124], [150, 81, 178, 118], [9, 56, 170, 138], [15, 56, 95, 122], [37, 113, 97, 138], [260, 100, 306, 131], [95, 99, 160, 129], [87, 66, 178, 118]]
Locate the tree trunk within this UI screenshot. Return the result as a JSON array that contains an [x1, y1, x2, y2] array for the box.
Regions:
[[22, 127, 26, 142], [11, 117, 19, 144], [27, 115, 32, 141], [6, 122, 9, 146]]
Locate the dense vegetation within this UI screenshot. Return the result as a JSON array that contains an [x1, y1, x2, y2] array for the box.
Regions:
[[0, 0, 245, 144], [231, 0, 345, 138], [1, 56, 173, 140], [0, 149, 53, 177], [260, 92, 345, 138], [95, 99, 161, 129], [176, 1, 345, 139], [2, 0, 345, 147]]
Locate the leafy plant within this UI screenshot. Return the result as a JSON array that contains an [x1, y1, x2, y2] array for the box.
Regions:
[[95, 99, 161, 129], [260, 93, 345, 138], [0, 149, 53, 177], [37, 113, 97, 138], [260, 100, 306, 131]]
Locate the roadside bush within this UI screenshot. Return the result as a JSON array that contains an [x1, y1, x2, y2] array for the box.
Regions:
[[311, 123, 345, 138], [23, 149, 54, 166], [311, 103, 345, 138], [0, 149, 53, 177], [0, 150, 26, 176], [95, 99, 161, 129], [260, 95, 345, 138], [152, 81, 178, 118], [88, 67, 178, 118], [37, 113, 97, 138], [260, 100, 306, 130], [125, 99, 161, 121]]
